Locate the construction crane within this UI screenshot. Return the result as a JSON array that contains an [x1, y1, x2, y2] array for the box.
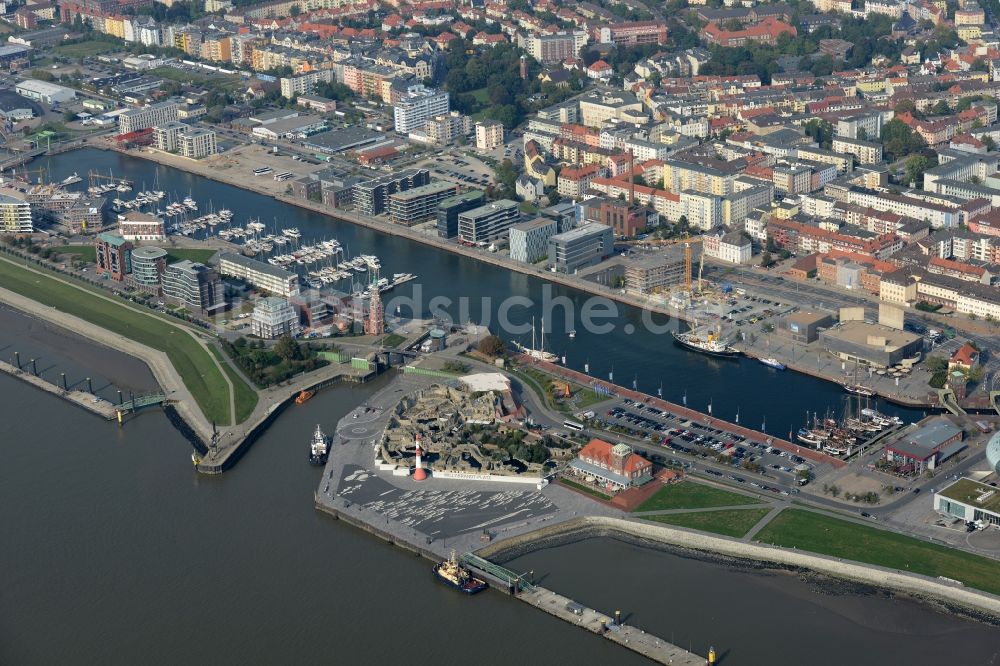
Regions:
[[697, 248, 705, 294], [677, 235, 703, 292]]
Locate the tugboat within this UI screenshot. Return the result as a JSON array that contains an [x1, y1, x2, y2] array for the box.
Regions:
[[759, 357, 786, 370], [295, 389, 315, 405], [672, 324, 741, 358], [309, 424, 330, 465], [433, 550, 488, 595]]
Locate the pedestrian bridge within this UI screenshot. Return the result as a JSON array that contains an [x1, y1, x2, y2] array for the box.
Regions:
[[461, 553, 535, 592], [118, 393, 167, 412], [936, 388, 966, 416]]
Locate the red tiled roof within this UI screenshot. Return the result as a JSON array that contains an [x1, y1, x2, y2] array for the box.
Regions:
[[951, 342, 979, 366], [578, 439, 651, 475]]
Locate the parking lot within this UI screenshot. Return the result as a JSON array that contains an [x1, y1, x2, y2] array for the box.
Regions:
[[591, 396, 814, 496], [420, 152, 494, 188]]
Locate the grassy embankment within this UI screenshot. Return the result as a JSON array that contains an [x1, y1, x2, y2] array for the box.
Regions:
[[51, 245, 218, 265], [755, 509, 1000, 596], [207, 345, 259, 423], [634, 481, 764, 512], [645, 508, 773, 538], [0, 258, 244, 425]]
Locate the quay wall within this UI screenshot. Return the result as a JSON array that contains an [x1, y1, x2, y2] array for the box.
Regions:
[[196, 366, 378, 474], [478, 516, 1000, 620]]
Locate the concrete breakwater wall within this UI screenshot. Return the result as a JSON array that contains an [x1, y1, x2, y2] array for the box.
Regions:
[[478, 516, 1000, 619]]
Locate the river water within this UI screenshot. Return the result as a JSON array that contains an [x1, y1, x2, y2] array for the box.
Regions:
[[3, 150, 993, 664], [41, 149, 926, 432]]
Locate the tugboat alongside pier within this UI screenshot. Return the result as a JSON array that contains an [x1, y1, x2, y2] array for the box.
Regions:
[[433, 551, 488, 595]]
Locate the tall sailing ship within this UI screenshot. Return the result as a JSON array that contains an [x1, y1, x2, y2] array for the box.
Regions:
[[512, 317, 558, 362]]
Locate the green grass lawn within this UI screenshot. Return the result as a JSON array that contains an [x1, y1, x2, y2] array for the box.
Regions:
[[381, 332, 406, 348], [559, 478, 611, 501], [53, 40, 117, 58], [208, 345, 258, 424], [755, 509, 1000, 596], [151, 66, 240, 87], [645, 508, 772, 539], [51, 246, 217, 265], [0, 257, 240, 425], [633, 481, 764, 512]]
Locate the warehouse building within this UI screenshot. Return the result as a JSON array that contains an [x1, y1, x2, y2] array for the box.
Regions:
[[15, 79, 76, 104], [885, 418, 964, 474]]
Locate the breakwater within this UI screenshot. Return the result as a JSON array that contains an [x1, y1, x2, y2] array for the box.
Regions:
[[314, 494, 706, 665]]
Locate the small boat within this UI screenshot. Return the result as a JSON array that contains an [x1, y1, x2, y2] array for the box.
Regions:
[[295, 389, 315, 405], [309, 424, 330, 465], [568, 330, 576, 339], [433, 550, 487, 595], [759, 357, 785, 370]]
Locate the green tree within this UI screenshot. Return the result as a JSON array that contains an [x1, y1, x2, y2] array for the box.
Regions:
[[881, 118, 926, 162], [905, 155, 933, 187], [274, 335, 302, 362], [760, 251, 773, 267], [804, 118, 833, 149], [894, 99, 917, 116], [477, 335, 506, 357], [930, 100, 952, 115]]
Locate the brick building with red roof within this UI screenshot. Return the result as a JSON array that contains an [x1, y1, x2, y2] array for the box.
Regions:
[[567, 439, 653, 492]]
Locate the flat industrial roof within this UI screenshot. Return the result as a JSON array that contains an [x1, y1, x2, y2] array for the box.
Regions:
[[888, 418, 962, 459], [938, 477, 1000, 515], [821, 320, 922, 350]]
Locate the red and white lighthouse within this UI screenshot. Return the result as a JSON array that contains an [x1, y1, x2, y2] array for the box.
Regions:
[[412, 433, 428, 481]]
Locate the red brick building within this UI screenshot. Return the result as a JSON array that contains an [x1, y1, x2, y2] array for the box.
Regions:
[[568, 439, 653, 491]]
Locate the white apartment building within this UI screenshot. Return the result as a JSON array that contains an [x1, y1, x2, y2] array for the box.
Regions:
[[0, 191, 32, 233], [393, 85, 450, 134], [475, 120, 504, 150], [118, 101, 179, 135], [180, 127, 217, 159], [279, 69, 334, 98]]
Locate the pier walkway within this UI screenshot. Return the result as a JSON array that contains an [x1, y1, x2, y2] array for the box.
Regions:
[[0, 358, 118, 419], [516, 586, 705, 665]]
